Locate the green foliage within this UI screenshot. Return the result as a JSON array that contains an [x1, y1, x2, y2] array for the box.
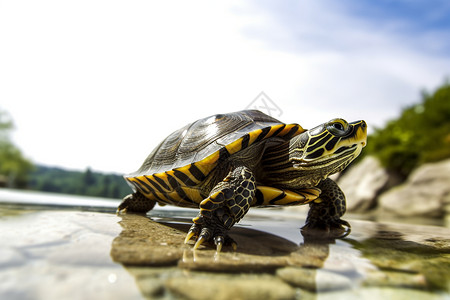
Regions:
[[27, 166, 130, 199], [364, 82, 450, 177], [0, 109, 34, 188], [0, 142, 34, 188]]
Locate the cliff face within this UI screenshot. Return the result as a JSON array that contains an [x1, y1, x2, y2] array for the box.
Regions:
[[338, 156, 450, 218]]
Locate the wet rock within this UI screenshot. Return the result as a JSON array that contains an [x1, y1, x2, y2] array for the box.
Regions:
[[110, 214, 186, 265], [276, 267, 353, 292], [124, 266, 298, 300], [111, 213, 326, 271], [365, 270, 427, 289], [165, 273, 296, 300], [379, 158, 450, 217], [337, 156, 400, 212]]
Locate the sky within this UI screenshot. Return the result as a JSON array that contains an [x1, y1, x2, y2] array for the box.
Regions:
[[1, 0, 449, 174]]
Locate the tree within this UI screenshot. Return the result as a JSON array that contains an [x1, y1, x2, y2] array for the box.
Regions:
[[0, 109, 34, 188]]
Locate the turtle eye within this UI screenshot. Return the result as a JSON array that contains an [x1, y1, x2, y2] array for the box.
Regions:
[[327, 119, 349, 136], [333, 123, 345, 131]]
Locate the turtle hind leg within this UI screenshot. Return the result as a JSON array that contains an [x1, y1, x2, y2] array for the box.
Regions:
[[301, 178, 351, 239], [117, 191, 156, 214], [185, 165, 256, 252]]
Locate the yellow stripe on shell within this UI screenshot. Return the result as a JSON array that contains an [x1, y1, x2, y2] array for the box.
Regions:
[[225, 138, 244, 156], [145, 174, 172, 193], [181, 186, 203, 203], [165, 191, 195, 206], [152, 172, 173, 191], [125, 177, 148, 194], [226, 124, 297, 154], [128, 176, 156, 193], [268, 124, 288, 136], [198, 149, 220, 166], [152, 191, 174, 205], [194, 151, 220, 176], [126, 177, 166, 202], [172, 164, 202, 184], [247, 128, 263, 145], [164, 170, 178, 183], [279, 124, 305, 137]]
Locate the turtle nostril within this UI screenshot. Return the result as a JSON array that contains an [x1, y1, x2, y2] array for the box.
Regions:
[[361, 121, 367, 129]]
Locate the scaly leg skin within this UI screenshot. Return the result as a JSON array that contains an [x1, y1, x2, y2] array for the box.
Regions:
[[301, 178, 351, 239], [117, 191, 156, 214], [185, 165, 256, 252]]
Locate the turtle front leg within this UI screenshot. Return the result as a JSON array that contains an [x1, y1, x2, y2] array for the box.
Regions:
[[301, 178, 351, 239], [185, 165, 256, 252]]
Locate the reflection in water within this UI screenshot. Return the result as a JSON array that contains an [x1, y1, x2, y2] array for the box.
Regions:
[[110, 212, 450, 299], [347, 223, 450, 292], [110, 213, 330, 269], [110, 213, 339, 298]]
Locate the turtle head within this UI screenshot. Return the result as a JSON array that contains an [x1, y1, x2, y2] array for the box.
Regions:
[[290, 118, 367, 183]]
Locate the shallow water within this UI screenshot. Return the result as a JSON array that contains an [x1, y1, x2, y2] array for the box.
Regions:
[[0, 188, 449, 299]]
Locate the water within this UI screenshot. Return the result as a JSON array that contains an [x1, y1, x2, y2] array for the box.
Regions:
[[0, 189, 449, 299]]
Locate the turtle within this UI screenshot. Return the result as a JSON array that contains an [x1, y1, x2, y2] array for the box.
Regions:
[[118, 110, 367, 251]]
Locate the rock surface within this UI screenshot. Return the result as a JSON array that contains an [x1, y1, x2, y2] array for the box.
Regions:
[[111, 213, 327, 271], [379, 158, 450, 217], [276, 267, 353, 292], [166, 273, 296, 300], [337, 156, 400, 212]]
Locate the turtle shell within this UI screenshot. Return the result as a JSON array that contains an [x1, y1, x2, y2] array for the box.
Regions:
[[125, 110, 305, 204]]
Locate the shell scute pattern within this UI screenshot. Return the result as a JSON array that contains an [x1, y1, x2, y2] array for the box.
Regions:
[[125, 111, 306, 206]]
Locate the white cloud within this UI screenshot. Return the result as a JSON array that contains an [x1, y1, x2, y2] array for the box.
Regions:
[[234, 0, 450, 122]]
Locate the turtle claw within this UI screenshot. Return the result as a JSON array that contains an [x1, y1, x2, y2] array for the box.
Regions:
[[335, 219, 351, 238], [185, 224, 201, 244], [116, 207, 127, 215], [184, 223, 237, 252], [193, 236, 206, 250], [190, 227, 212, 250], [214, 235, 225, 253], [216, 240, 223, 253], [184, 230, 196, 244], [195, 227, 213, 250]]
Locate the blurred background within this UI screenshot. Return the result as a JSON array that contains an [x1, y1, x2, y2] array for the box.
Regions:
[[1, 1, 449, 207]]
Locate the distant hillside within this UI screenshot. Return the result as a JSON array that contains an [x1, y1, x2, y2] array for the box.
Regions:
[[27, 165, 131, 199]]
